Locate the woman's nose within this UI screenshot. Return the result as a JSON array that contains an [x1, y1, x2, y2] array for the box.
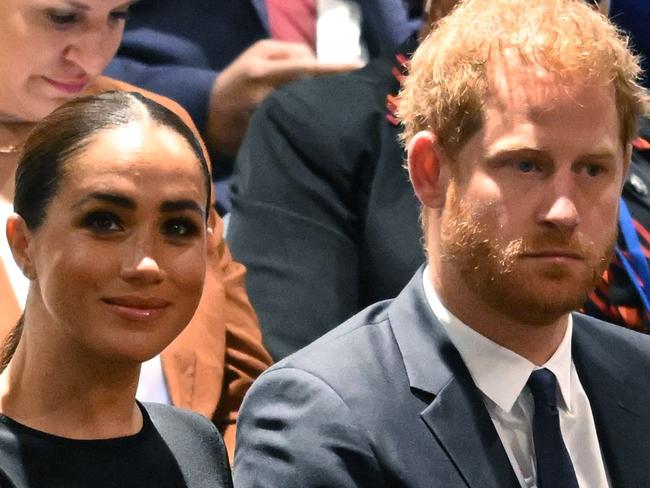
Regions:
[[120, 246, 165, 285]]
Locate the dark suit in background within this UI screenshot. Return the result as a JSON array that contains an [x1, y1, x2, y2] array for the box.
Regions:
[[610, 0, 650, 86], [228, 40, 423, 359], [234, 269, 650, 487], [229, 30, 650, 360], [105, 0, 418, 141]]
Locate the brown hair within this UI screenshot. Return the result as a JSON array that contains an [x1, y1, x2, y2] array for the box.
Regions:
[[0, 315, 23, 373], [398, 0, 650, 156], [15, 91, 211, 231]]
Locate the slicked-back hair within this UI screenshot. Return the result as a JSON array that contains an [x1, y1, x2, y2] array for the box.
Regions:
[[14, 91, 212, 230]]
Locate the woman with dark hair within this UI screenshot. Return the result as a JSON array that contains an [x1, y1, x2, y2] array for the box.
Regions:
[[0, 0, 271, 455], [0, 91, 232, 487]]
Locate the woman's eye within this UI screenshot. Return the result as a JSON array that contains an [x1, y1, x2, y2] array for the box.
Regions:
[[516, 160, 538, 173], [82, 212, 123, 234], [46, 10, 79, 27], [162, 219, 199, 238], [109, 10, 129, 23]]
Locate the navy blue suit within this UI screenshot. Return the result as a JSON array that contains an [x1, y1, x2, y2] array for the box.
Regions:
[[610, 0, 650, 87], [105, 0, 418, 135], [234, 267, 650, 487]]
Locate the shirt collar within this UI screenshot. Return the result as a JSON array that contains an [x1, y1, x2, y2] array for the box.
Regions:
[[422, 266, 574, 413]]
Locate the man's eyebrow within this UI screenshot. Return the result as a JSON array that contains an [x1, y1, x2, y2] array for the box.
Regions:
[[581, 150, 618, 160], [484, 145, 547, 160], [72, 192, 136, 210], [160, 200, 205, 217]]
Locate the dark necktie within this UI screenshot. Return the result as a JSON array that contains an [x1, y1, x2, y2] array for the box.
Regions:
[[527, 368, 579, 488]]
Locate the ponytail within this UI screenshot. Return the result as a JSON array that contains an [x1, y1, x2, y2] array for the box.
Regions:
[[0, 314, 24, 372]]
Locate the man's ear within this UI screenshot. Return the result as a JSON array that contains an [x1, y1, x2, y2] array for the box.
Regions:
[[6, 214, 36, 280], [407, 130, 448, 209]]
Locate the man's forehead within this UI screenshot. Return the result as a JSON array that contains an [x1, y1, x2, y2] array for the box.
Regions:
[[484, 51, 616, 114]]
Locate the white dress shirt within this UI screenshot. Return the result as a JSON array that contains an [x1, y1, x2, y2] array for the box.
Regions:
[[422, 268, 610, 488], [317, 0, 368, 63]]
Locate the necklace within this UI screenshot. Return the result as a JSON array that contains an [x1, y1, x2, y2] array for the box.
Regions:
[[0, 144, 19, 155], [0, 121, 32, 155]]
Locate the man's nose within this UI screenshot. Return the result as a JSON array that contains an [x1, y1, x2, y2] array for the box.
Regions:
[[538, 178, 580, 230]]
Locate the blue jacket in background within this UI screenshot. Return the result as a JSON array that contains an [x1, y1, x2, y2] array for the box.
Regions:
[[105, 0, 419, 134], [610, 0, 650, 87]]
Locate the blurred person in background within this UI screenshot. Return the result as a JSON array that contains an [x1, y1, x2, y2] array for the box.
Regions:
[[105, 0, 420, 211], [228, 0, 458, 359]]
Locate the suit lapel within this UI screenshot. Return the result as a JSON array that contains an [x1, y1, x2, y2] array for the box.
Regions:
[[420, 364, 520, 488], [389, 268, 519, 488], [572, 314, 650, 487], [248, 0, 269, 33]]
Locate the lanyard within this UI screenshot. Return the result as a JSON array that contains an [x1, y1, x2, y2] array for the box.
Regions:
[[616, 198, 650, 314]]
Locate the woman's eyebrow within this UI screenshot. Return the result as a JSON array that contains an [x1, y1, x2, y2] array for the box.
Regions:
[[72, 192, 135, 210], [60, 1, 90, 11], [60, 0, 138, 12], [160, 200, 205, 217]]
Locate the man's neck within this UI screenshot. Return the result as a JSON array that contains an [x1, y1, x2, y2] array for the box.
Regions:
[[428, 263, 570, 366]]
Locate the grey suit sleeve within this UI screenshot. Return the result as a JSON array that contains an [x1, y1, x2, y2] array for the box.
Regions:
[[233, 368, 386, 487]]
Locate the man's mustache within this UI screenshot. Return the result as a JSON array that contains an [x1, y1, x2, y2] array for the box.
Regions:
[[512, 231, 610, 262]]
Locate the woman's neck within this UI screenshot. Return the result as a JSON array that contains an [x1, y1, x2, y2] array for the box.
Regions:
[[0, 317, 143, 439]]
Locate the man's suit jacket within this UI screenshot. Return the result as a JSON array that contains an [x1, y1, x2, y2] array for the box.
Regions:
[[234, 267, 650, 487], [228, 42, 423, 360], [105, 0, 418, 135]]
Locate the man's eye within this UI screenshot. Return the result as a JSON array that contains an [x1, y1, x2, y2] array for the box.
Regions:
[[82, 212, 123, 233], [163, 219, 199, 238], [517, 160, 538, 173], [585, 164, 605, 177]]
